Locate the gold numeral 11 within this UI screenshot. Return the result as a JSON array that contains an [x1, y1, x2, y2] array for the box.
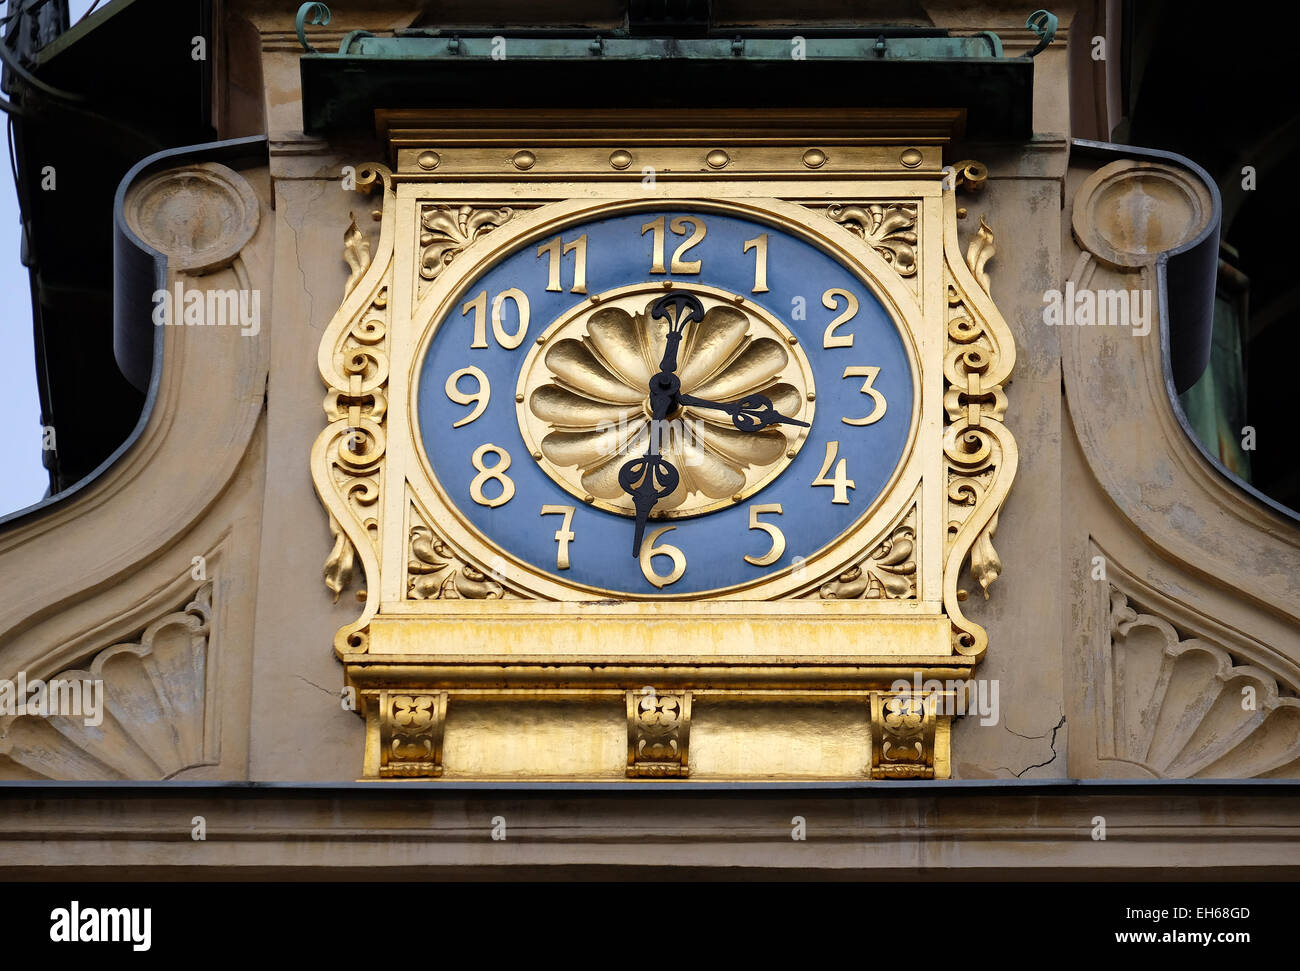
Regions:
[[537, 234, 588, 294]]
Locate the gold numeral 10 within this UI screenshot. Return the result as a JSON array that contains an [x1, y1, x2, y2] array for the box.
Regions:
[[536, 234, 588, 294], [743, 234, 769, 293], [641, 215, 706, 274], [812, 441, 856, 504], [470, 443, 515, 507], [462, 288, 531, 349]]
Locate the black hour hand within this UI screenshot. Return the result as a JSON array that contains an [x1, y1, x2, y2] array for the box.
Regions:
[[677, 392, 810, 432], [617, 453, 680, 556]]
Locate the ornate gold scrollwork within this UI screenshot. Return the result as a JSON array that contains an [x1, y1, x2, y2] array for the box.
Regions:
[[869, 690, 941, 779], [822, 202, 918, 282], [819, 504, 918, 600], [371, 689, 448, 778], [311, 163, 395, 656], [940, 185, 1018, 661], [626, 689, 692, 777]]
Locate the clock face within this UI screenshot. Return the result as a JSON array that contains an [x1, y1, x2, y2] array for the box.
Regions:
[[415, 206, 915, 596]]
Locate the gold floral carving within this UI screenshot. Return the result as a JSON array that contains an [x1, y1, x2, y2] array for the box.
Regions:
[[869, 690, 942, 779], [823, 202, 918, 281], [819, 505, 917, 600], [940, 183, 1018, 661], [418, 203, 514, 298], [311, 163, 395, 657], [407, 502, 508, 601], [372, 689, 448, 778], [626, 690, 691, 777], [517, 287, 813, 518]]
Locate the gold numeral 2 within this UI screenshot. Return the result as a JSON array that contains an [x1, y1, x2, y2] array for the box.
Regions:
[[822, 288, 859, 348]]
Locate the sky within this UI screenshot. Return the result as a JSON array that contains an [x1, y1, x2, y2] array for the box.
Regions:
[[1, 0, 100, 518]]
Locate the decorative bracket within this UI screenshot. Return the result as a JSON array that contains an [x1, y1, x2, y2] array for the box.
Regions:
[[626, 690, 692, 778], [369, 689, 448, 778]]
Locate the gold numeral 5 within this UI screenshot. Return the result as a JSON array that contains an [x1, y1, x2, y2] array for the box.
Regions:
[[841, 366, 887, 425], [444, 366, 490, 427], [744, 503, 785, 566], [812, 441, 856, 504], [539, 504, 576, 569], [470, 443, 515, 507]]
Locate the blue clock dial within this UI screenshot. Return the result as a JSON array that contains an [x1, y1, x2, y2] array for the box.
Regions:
[[416, 207, 914, 596]]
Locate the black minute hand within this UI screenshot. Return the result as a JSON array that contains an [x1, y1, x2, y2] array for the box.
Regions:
[[676, 392, 810, 432]]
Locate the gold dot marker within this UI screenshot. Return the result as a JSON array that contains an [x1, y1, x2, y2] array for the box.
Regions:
[[731, 494, 743, 503], [531, 451, 542, 460], [515, 393, 524, 403], [662, 280, 673, 289], [787, 335, 798, 345], [786, 449, 797, 459], [957, 589, 969, 602], [733, 294, 745, 304], [590, 293, 601, 303], [807, 392, 816, 401], [583, 494, 594, 503]]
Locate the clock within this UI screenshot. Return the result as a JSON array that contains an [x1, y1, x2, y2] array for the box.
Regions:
[[414, 206, 916, 596]]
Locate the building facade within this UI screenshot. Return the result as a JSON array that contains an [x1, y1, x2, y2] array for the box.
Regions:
[[1, 0, 1298, 877]]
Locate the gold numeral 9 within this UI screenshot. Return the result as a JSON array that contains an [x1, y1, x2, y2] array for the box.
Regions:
[[470, 443, 515, 508], [444, 366, 490, 427]]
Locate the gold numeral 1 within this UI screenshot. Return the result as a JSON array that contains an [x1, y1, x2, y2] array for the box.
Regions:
[[540, 504, 576, 569], [470, 443, 515, 508], [811, 441, 856, 504], [841, 366, 887, 425], [537, 233, 588, 294], [743, 234, 769, 293], [639, 525, 687, 588], [744, 503, 785, 566], [642, 215, 666, 274], [822, 288, 858, 348]]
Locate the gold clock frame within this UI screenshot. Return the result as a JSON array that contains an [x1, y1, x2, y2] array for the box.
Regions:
[[310, 109, 1018, 780]]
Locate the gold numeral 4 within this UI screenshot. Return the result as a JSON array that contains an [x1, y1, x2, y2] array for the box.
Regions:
[[812, 441, 856, 504]]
